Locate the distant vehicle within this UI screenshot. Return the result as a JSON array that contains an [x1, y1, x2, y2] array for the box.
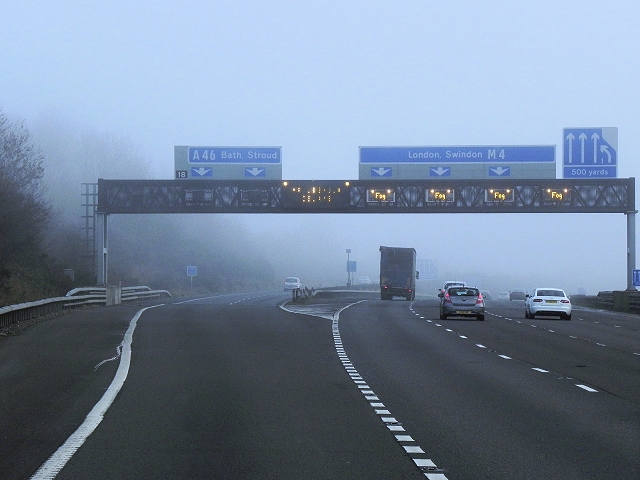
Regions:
[[439, 280, 466, 295], [379, 246, 418, 300], [497, 292, 510, 301], [509, 289, 527, 301], [358, 276, 371, 290], [439, 285, 485, 321], [525, 288, 572, 320], [284, 277, 302, 291]]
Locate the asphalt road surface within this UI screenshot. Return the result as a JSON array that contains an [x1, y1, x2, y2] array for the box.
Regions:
[[1, 291, 638, 479]]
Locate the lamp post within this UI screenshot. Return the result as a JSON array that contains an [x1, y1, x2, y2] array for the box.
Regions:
[[346, 249, 351, 288]]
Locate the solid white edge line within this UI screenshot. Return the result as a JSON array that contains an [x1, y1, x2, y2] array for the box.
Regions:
[[31, 305, 162, 480]]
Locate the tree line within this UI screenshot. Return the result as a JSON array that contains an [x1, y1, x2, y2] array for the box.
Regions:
[[0, 110, 75, 306], [0, 108, 277, 307]]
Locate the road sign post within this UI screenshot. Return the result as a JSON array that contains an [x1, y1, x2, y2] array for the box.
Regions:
[[187, 265, 197, 290]]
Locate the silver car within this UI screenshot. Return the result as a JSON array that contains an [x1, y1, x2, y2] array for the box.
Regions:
[[439, 286, 485, 321]]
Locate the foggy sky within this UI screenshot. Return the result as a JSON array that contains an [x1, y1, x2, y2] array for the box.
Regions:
[[2, 1, 638, 294]]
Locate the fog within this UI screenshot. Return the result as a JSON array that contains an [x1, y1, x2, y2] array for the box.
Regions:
[[2, 1, 638, 295]]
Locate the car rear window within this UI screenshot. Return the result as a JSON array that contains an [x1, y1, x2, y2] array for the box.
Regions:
[[449, 288, 479, 296], [537, 289, 564, 297]]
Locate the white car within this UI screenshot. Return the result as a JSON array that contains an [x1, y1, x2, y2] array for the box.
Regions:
[[525, 288, 572, 320], [438, 280, 466, 295], [284, 277, 302, 291]]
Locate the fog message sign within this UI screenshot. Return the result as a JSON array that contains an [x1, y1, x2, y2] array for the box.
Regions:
[[175, 146, 282, 180], [359, 145, 556, 180]]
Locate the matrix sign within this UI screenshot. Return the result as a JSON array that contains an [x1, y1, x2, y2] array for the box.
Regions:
[[427, 188, 454, 203], [485, 188, 514, 203], [544, 188, 571, 202], [367, 188, 395, 203]]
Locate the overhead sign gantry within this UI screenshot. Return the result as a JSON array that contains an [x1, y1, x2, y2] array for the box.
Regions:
[[97, 178, 634, 214]]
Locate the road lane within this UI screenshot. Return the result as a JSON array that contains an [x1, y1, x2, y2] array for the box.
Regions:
[[55, 293, 425, 479], [412, 298, 640, 403], [338, 296, 640, 479], [2, 291, 638, 479]]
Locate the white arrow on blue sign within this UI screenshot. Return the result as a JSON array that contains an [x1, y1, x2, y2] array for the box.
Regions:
[[191, 167, 213, 177], [430, 167, 451, 177], [563, 127, 617, 178], [371, 167, 392, 177], [489, 166, 510, 176], [245, 167, 266, 177]]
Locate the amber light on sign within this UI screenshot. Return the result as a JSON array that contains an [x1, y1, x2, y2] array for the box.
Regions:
[[366, 189, 395, 203], [545, 188, 571, 201], [280, 181, 351, 207], [486, 188, 514, 202], [427, 189, 454, 203]]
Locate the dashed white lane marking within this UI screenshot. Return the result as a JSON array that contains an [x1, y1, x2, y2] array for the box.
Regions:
[[31, 305, 164, 480], [415, 308, 603, 395], [287, 301, 449, 479], [576, 384, 598, 392], [332, 314, 448, 479]]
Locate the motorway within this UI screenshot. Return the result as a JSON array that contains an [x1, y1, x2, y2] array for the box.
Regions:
[[0, 291, 638, 479]]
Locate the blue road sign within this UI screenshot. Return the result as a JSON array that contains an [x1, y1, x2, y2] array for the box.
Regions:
[[245, 167, 266, 177], [360, 146, 555, 163], [191, 167, 213, 177], [563, 128, 617, 178], [187, 266, 197, 277], [188, 147, 281, 164], [347, 261, 357, 273], [488, 166, 511, 177], [370, 167, 392, 177], [633, 269, 640, 287], [430, 166, 451, 177]]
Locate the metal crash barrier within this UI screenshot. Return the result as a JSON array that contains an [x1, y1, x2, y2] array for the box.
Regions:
[[291, 287, 315, 302], [0, 285, 171, 330]]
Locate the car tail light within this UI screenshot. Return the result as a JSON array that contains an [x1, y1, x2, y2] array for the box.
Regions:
[[476, 293, 484, 305], [561, 299, 570, 304], [444, 292, 452, 304], [533, 298, 543, 302]]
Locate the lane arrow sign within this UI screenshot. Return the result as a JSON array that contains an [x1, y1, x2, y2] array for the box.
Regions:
[[430, 167, 451, 176], [245, 167, 266, 177], [191, 167, 213, 177], [371, 167, 392, 177], [489, 166, 511, 176]]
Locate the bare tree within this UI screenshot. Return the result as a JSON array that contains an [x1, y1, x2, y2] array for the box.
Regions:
[[0, 109, 53, 304]]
